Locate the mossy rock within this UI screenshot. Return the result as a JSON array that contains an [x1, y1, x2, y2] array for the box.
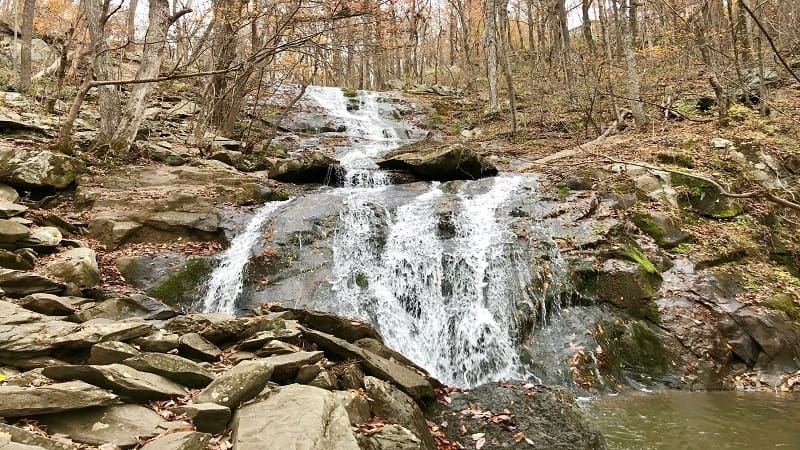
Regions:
[[596, 319, 670, 377], [630, 211, 690, 249], [671, 173, 743, 219], [148, 257, 216, 307], [766, 294, 800, 321]]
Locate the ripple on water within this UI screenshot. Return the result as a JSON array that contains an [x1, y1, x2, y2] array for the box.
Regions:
[[584, 390, 800, 449]]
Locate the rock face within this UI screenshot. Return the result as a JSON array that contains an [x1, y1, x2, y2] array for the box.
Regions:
[[0, 147, 83, 189], [0, 381, 119, 417], [425, 383, 607, 450], [43, 248, 100, 289], [231, 384, 361, 450], [377, 143, 498, 181]]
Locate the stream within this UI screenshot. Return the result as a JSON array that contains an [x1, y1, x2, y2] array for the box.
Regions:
[[199, 86, 800, 445]]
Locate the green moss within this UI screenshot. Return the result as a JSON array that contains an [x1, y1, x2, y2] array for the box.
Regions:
[[341, 87, 358, 98], [355, 273, 368, 288], [620, 244, 659, 276], [148, 258, 215, 306], [766, 294, 800, 321], [557, 182, 570, 200], [656, 152, 694, 168], [596, 319, 669, 378], [671, 243, 692, 254], [631, 212, 666, 246]]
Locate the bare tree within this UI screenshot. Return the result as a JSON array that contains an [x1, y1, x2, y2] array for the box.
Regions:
[[18, 0, 35, 93]]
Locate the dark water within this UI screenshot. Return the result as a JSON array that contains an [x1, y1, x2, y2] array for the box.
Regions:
[[584, 390, 800, 449]]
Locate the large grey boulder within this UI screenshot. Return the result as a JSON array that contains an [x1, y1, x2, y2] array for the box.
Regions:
[[377, 143, 498, 181], [269, 152, 340, 184], [178, 332, 222, 362], [0, 219, 29, 244], [363, 376, 437, 450], [303, 328, 435, 402], [43, 247, 99, 289], [0, 269, 65, 297], [194, 359, 274, 408], [140, 431, 212, 450], [89, 341, 140, 365], [123, 352, 215, 388], [232, 384, 361, 450], [17, 227, 61, 252], [0, 148, 82, 189], [36, 404, 162, 448], [261, 351, 324, 382], [42, 364, 187, 401], [0, 381, 119, 417]]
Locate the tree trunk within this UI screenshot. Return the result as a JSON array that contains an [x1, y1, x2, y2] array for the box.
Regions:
[[497, 0, 517, 133], [18, 0, 34, 93], [87, 0, 121, 146], [622, 0, 648, 128], [582, 0, 595, 53], [127, 0, 138, 45], [484, 0, 499, 110]]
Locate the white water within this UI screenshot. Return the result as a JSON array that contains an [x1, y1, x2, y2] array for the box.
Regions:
[[202, 86, 569, 387], [200, 200, 289, 314]]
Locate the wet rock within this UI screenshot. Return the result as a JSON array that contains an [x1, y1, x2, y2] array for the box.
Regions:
[[0, 249, 35, 270], [0, 200, 26, 218], [169, 403, 231, 434], [0, 381, 119, 417], [117, 254, 214, 307], [262, 351, 324, 382], [36, 404, 162, 448], [123, 353, 215, 388], [0, 148, 82, 189], [269, 152, 339, 184], [585, 258, 662, 322], [231, 384, 360, 450], [178, 332, 222, 362], [377, 143, 498, 181], [356, 424, 424, 450], [194, 359, 274, 408], [0, 423, 73, 450], [0, 219, 29, 244], [0, 270, 65, 297], [43, 247, 99, 289], [140, 432, 211, 450], [42, 364, 187, 401], [425, 383, 606, 450], [17, 227, 61, 252], [89, 341, 141, 365], [303, 328, 435, 402], [363, 376, 437, 450], [17, 293, 93, 316], [630, 211, 690, 249]]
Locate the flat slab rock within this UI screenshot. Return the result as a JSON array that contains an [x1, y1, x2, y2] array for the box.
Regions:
[[261, 350, 324, 382], [140, 431, 212, 450], [232, 384, 360, 450], [122, 352, 214, 388], [42, 364, 187, 401], [169, 403, 231, 434], [35, 404, 162, 449], [0, 380, 119, 417], [194, 359, 273, 408], [0, 423, 73, 450]]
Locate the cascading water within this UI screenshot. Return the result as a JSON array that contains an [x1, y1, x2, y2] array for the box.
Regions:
[[200, 200, 289, 314], [201, 86, 571, 387]]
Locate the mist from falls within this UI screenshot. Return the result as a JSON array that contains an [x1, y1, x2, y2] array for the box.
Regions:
[[201, 86, 571, 387]]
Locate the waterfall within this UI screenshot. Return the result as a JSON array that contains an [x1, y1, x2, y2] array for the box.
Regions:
[[200, 200, 289, 314], [201, 86, 571, 388]]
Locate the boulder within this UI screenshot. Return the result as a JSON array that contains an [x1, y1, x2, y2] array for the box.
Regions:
[[376, 144, 498, 181], [363, 376, 437, 450], [140, 432, 211, 450], [0, 148, 82, 189], [72, 295, 175, 322], [262, 305, 382, 342], [17, 293, 94, 316], [89, 341, 141, 365], [269, 152, 340, 184], [0, 219, 29, 244], [0, 270, 65, 298], [194, 359, 274, 408], [36, 404, 162, 448], [0, 184, 18, 202], [123, 353, 215, 388], [17, 227, 62, 252], [261, 351, 324, 382], [303, 328, 435, 402], [178, 332, 221, 362], [209, 149, 269, 172], [0, 381, 119, 417], [57, 320, 153, 349], [169, 403, 231, 434], [425, 383, 606, 450], [631, 211, 689, 249], [0, 249, 35, 270], [0, 423, 73, 450], [671, 173, 743, 218], [0, 200, 26, 218], [43, 247, 99, 289], [0, 116, 47, 136], [231, 384, 360, 450], [577, 257, 662, 322], [131, 330, 180, 352], [0, 301, 79, 358], [42, 364, 187, 401], [356, 424, 424, 450]]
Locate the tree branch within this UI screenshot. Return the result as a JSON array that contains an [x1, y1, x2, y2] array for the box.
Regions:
[[739, 0, 800, 86]]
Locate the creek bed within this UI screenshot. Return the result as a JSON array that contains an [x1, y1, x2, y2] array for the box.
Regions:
[[584, 390, 800, 449]]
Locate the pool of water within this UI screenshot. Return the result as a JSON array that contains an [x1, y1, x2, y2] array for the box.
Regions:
[[584, 390, 800, 449]]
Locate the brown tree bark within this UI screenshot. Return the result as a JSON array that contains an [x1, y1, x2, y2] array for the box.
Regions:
[[18, 0, 35, 93]]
